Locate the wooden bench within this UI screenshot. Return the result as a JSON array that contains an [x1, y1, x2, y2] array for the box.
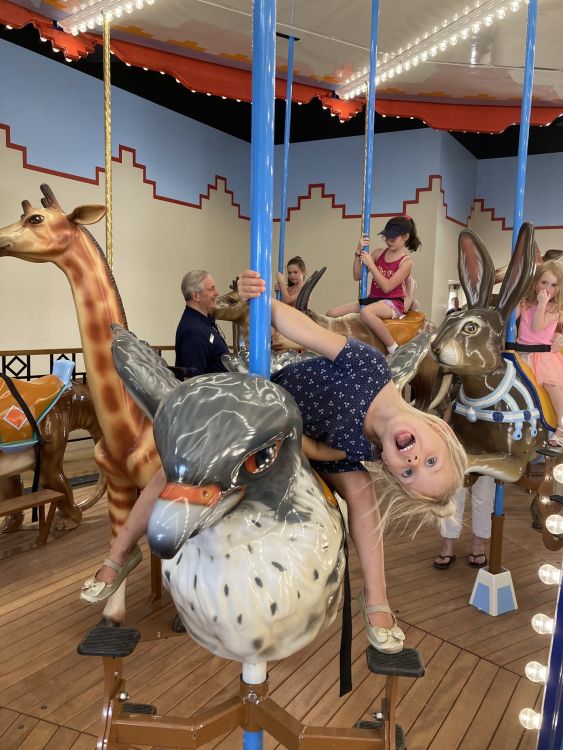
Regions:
[[0, 488, 65, 545]]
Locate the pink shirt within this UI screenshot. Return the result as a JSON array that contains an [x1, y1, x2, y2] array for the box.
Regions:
[[368, 251, 409, 315], [517, 304, 557, 346]]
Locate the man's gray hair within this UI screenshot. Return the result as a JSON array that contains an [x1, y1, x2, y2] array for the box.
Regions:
[[181, 270, 209, 301]]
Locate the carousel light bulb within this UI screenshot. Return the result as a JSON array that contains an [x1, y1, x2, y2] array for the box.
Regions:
[[125, 3, 134, 12], [461, 28, 469, 39], [135, 0, 143, 8], [546, 514, 563, 535], [360, 82, 367, 92], [381, 73, 387, 82], [525, 661, 547, 683], [147, 0, 155, 4], [105, 11, 113, 22], [375, 76, 380, 85], [430, 46, 438, 56], [412, 56, 420, 66], [404, 60, 411, 70], [388, 69, 395, 78], [519, 708, 542, 730], [496, 7, 506, 18], [464, 6, 470, 13], [396, 64, 403, 74], [538, 563, 562, 585], [87, 18, 95, 28], [510, 1, 520, 11], [439, 41, 447, 51], [484, 15, 493, 26], [552, 462, 563, 482], [114, 7, 123, 18], [450, 34, 458, 45], [433, 26, 439, 33], [421, 51, 428, 61], [472, 22, 481, 33], [71, 26, 79, 35], [532, 613, 555, 635], [95, 14, 103, 25]]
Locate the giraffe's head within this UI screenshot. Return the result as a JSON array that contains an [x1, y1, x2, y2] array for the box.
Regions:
[[0, 184, 106, 263]]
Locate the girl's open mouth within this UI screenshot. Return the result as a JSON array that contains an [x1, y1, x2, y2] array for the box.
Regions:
[[395, 431, 416, 452]]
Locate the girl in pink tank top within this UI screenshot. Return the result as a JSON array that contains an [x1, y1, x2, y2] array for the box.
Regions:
[[326, 215, 421, 353], [517, 261, 563, 446]]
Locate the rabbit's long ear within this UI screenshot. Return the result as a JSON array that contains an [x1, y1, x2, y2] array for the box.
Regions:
[[496, 222, 536, 322], [458, 230, 495, 309]]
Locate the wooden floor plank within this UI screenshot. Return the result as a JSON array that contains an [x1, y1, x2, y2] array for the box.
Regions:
[[0, 470, 559, 750]]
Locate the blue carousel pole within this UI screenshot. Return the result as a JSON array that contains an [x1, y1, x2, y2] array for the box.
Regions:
[[469, 0, 537, 621], [359, 0, 381, 301], [249, 0, 276, 380], [244, 2, 276, 746], [537, 574, 563, 750], [276, 33, 295, 301]]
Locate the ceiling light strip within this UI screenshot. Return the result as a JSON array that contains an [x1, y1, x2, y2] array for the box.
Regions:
[[338, 0, 526, 100], [59, 0, 155, 36]]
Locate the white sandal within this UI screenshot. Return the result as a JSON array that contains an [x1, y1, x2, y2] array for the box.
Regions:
[[359, 590, 405, 654], [80, 545, 142, 603]]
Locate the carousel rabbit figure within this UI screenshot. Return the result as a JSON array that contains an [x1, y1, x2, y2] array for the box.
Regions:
[[431, 222, 546, 482], [111, 325, 346, 662]]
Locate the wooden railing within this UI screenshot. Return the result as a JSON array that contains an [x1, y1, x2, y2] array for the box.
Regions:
[[0, 346, 175, 382]]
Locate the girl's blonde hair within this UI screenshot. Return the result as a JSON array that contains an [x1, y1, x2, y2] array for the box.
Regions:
[[524, 261, 563, 315], [370, 408, 468, 534]]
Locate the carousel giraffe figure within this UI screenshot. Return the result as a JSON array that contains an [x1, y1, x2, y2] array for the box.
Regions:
[[0, 184, 160, 622]]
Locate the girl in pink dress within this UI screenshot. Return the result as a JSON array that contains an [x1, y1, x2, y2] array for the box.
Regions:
[[326, 216, 421, 353], [517, 261, 563, 447]]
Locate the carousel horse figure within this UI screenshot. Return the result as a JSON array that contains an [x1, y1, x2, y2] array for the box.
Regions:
[[431, 223, 562, 549], [0, 184, 160, 622], [0, 362, 105, 534], [111, 325, 345, 661]]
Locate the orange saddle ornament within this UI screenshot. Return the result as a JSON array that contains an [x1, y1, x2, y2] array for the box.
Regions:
[[0, 363, 74, 451]]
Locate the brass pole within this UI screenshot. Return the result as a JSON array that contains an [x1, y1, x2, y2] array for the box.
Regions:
[[103, 14, 113, 269]]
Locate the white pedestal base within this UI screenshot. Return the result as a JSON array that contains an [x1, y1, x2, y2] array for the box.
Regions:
[[469, 567, 518, 616]]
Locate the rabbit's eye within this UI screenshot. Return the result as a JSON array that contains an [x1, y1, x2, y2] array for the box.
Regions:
[[462, 321, 479, 334]]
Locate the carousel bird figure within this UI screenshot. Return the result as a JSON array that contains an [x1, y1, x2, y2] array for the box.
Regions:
[[111, 326, 346, 663]]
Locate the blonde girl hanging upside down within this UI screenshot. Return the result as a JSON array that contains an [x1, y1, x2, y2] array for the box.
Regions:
[[327, 215, 421, 353], [275, 255, 307, 307], [81, 270, 468, 651], [517, 261, 563, 447]]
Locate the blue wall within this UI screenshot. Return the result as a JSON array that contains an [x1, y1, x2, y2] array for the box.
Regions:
[[1, 38, 562, 229], [0, 39, 250, 210], [476, 153, 563, 227]]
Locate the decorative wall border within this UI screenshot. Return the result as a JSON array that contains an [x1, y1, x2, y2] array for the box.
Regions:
[[1, 122, 503, 229], [0, 123, 246, 218], [283, 174, 469, 227], [470, 198, 563, 232]]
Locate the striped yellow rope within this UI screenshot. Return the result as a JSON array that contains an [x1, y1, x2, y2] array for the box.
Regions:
[[103, 14, 113, 269]]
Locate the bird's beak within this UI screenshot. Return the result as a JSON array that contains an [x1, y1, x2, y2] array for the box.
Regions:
[[147, 482, 245, 559]]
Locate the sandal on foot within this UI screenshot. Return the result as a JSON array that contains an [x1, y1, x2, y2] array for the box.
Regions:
[[433, 554, 456, 570], [358, 590, 405, 654], [468, 553, 488, 568], [80, 545, 142, 603]]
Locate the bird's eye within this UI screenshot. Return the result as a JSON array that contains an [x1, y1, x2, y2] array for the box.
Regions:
[[462, 321, 478, 334], [28, 214, 44, 225], [244, 440, 281, 474]]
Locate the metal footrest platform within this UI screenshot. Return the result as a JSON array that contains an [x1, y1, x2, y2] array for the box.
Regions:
[[366, 647, 425, 678], [356, 719, 406, 750], [550, 494, 563, 505], [77, 627, 141, 657], [536, 447, 563, 458]]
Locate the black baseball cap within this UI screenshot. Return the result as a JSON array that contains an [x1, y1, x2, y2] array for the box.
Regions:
[[378, 216, 412, 238]]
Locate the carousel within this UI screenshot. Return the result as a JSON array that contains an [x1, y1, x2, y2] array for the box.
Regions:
[[0, 1, 561, 748]]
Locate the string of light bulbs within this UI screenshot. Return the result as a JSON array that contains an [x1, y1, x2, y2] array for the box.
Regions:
[[59, 0, 156, 36], [337, 0, 527, 101]]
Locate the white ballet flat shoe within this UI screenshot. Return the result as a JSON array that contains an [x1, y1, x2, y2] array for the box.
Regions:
[[80, 545, 142, 603], [358, 589, 405, 654]]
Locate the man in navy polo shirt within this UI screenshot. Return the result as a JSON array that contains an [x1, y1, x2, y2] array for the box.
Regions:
[[175, 270, 228, 378]]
